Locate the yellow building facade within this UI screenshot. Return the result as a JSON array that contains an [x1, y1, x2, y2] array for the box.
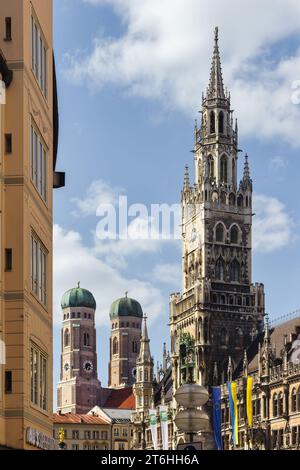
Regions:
[[0, 0, 64, 449], [53, 409, 133, 451]]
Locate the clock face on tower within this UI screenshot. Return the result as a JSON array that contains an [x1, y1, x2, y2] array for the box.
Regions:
[[83, 360, 94, 373], [64, 362, 70, 372], [131, 367, 137, 379]]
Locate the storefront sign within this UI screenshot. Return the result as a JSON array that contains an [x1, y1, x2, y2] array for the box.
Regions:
[[26, 427, 55, 450]]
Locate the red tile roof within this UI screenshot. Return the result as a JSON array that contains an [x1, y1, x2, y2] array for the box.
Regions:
[[103, 387, 135, 410], [53, 413, 110, 425]]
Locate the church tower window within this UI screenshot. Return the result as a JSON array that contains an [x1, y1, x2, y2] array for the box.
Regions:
[[64, 329, 70, 347], [208, 155, 214, 178], [210, 111, 215, 133], [216, 257, 225, 281], [230, 225, 239, 244], [220, 155, 228, 183], [218, 111, 224, 134], [237, 194, 243, 207], [230, 259, 240, 282], [216, 223, 224, 242], [113, 337, 118, 355], [83, 332, 90, 347]]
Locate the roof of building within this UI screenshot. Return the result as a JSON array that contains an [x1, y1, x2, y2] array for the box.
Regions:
[[109, 295, 143, 320], [101, 408, 132, 423], [53, 413, 110, 425], [61, 284, 96, 310], [103, 387, 135, 410], [234, 315, 300, 377]]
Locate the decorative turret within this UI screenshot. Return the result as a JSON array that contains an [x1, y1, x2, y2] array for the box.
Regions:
[[206, 27, 225, 101], [240, 154, 253, 191], [133, 315, 154, 412], [138, 315, 152, 363], [183, 165, 190, 193]]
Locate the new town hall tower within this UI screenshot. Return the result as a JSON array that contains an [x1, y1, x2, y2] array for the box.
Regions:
[[170, 28, 265, 391]]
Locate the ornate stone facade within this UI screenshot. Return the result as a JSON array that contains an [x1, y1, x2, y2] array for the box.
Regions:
[[221, 317, 300, 450], [170, 27, 265, 395]]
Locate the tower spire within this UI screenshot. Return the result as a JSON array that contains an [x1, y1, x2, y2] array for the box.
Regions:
[[138, 314, 151, 362], [207, 26, 225, 100], [243, 154, 251, 181], [183, 165, 190, 192]]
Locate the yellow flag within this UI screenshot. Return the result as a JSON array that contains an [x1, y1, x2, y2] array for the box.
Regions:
[[246, 376, 253, 428], [231, 382, 239, 446]]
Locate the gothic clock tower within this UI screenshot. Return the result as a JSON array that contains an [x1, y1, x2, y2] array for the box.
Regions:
[[57, 284, 101, 414], [170, 28, 265, 392]]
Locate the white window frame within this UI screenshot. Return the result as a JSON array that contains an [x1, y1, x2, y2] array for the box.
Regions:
[[31, 232, 47, 306], [30, 124, 48, 202], [30, 343, 47, 411], [31, 14, 48, 98]]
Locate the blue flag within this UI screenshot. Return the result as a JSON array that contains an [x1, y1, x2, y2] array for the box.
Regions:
[[212, 386, 223, 450]]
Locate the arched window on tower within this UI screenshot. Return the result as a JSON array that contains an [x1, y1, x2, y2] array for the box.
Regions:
[[216, 257, 225, 281], [216, 223, 225, 242], [64, 329, 70, 347], [291, 388, 297, 412], [208, 155, 214, 178], [232, 159, 236, 186], [132, 341, 138, 353], [218, 111, 224, 134], [210, 111, 215, 134], [220, 156, 228, 183], [204, 318, 209, 343], [113, 337, 118, 355], [237, 194, 243, 207], [198, 318, 202, 343], [83, 332, 90, 347], [230, 225, 239, 244], [229, 193, 236, 206], [230, 259, 240, 282]]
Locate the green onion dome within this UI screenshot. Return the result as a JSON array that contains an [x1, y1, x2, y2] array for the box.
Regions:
[[61, 283, 96, 310], [109, 293, 143, 320]]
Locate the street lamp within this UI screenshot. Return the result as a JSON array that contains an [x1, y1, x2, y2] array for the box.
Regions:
[[174, 383, 209, 445]]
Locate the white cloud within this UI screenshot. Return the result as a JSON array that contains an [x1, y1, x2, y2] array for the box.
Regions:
[[152, 263, 181, 288], [72, 179, 125, 217], [65, 0, 300, 145], [253, 194, 294, 253], [53, 224, 166, 327]]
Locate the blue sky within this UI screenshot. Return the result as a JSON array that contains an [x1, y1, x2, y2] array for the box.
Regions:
[[52, 0, 300, 408]]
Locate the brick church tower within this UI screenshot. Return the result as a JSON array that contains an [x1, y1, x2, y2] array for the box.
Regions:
[[108, 293, 143, 388], [57, 284, 101, 413], [170, 28, 265, 392]]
